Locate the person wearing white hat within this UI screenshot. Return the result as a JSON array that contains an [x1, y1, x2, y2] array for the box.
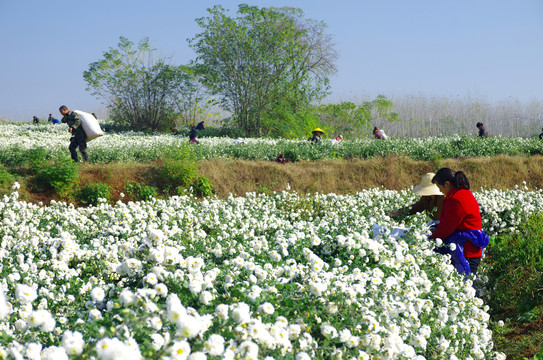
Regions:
[[388, 173, 444, 220]]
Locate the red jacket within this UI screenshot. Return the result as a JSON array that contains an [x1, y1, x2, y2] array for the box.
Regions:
[[431, 188, 483, 257]]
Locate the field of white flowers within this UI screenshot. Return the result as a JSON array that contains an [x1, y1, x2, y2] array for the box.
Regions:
[[1, 123, 543, 165], [2, 184, 542, 359]]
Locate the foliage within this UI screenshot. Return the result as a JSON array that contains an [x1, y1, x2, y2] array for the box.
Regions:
[[33, 157, 79, 198], [124, 180, 158, 201], [154, 159, 199, 195], [262, 101, 326, 139], [482, 213, 543, 317], [84, 37, 206, 131], [191, 175, 214, 197], [313, 96, 400, 137], [76, 183, 112, 206], [190, 4, 336, 135], [0, 165, 15, 194]]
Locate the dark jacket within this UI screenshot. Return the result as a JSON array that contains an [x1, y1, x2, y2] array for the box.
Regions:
[[189, 127, 197, 139], [406, 195, 444, 221], [61, 111, 84, 135]]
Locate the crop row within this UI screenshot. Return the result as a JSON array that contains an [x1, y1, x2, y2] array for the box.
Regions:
[[1, 124, 543, 165]]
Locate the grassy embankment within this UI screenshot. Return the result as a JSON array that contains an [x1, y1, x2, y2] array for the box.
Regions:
[[2, 154, 543, 203]]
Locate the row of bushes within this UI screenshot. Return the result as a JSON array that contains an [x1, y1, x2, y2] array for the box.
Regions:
[[0, 152, 214, 206]]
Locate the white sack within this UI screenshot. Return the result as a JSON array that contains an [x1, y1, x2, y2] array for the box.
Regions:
[[74, 110, 104, 142]]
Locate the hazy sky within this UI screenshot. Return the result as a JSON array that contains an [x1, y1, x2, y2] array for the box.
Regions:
[[1, 0, 542, 122]]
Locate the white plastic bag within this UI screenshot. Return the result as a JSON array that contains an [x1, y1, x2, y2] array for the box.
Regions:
[[74, 110, 104, 142], [372, 224, 409, 239]]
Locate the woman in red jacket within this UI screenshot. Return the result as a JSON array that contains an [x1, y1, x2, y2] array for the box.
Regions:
[[431, 168, 489, 276]]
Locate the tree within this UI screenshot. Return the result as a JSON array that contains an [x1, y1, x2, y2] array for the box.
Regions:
[[189, 4, 337, 135], [313, 96, 400, 138], [84, 37, 204, 131]]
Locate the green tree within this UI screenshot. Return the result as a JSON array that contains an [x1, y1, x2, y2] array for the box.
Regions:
[[83, 37, 205, 131], [313, 96, 399, 138], [189, 4, 337, 135]]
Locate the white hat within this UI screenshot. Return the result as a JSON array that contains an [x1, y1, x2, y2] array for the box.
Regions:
[[413, 173, 442, 196]]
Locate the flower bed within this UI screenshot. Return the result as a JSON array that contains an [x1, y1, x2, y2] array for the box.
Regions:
[[2, 186, 538, 358], [1, 123, 543, 165]]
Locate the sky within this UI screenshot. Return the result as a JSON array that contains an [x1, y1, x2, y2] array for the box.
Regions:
[[1, 0, 542, 122]]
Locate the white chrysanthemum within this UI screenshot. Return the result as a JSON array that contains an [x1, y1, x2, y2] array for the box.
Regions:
[[215, 304, 229, 320], [0, 289, 9, 319], [169, 340, 191, 360], [150, 333, 165, 350], [27, 309, 55, 332], [62, 330, 84, 355], [232, 303, 251, 324], [204, 334, 225, 356], [24, 343, 42, 360], [199, 291, 214, 306], [258, 302, 275, 315], [177, 315, 203, 339], [89, 308, 103, 321], [16, 284, 38, 304], [95, 337, 142, 360], [91, 287, 106, 302], [41, 346, 68, 360], [155, 283, 168, 297], [187, 351, 207, 360]]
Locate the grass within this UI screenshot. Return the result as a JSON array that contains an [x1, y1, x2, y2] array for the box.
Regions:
[[483, 213, 543, 359], [2, 155, 543, 204]]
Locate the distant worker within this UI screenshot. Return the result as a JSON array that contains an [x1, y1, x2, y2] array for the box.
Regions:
[[373, 127, 387, 140], [52, 118, 60, 124], [539, 127, 543, 140], [309, 128, 325, 143], [47, 114, 54, 123], [32, 116, 39, 124], [476, 122, 488, 138], [170, 127, 180, 135], [59, 105, 88, 162], [196, 121, 205, 131], [189, 124, 199, 144], [274, 153, 286, 164]]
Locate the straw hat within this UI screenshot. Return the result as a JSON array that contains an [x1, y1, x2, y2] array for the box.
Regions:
[[312, 128, 325, 134], [413, 173, 443, 196]]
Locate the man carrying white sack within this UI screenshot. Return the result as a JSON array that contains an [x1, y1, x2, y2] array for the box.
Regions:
[[59, 105, 88, 162]]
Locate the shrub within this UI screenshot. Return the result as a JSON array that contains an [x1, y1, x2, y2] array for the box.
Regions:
[[154, 159, 198, 195], [191, 175, 213, 197], [0, 165, 15, 194], [483, 213, 543, 318], [282, 149, 300, 163], [76, 183, 111, 206], [125, 180, 158, 201], [34, 158, 79, 198]]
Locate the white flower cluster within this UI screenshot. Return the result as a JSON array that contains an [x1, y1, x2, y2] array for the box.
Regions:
[[2, 123, 543, 163], [0, 187, 530, 358]]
